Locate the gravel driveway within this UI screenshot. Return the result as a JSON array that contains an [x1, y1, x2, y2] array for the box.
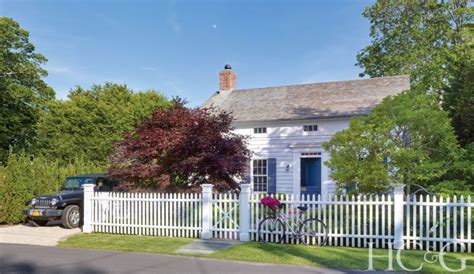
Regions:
[[0, 222, 80, 246]]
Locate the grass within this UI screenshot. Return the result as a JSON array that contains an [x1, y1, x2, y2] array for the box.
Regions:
[[208, 242, 474, 273], [59, 234, 474, 273], [58, 234, 193, 255]]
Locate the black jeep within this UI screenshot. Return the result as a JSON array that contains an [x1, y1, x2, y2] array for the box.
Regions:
[[23, 174, 117, 229]]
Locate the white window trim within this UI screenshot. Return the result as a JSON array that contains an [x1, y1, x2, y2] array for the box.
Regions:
[[303, 125, 318, 132], [251, 158, 268, 193], [300, 152, 322, 158], [253, 127, 267, 134], [292, 149, 328, 196]]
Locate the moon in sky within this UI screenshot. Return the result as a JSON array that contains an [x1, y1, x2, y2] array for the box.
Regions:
[[212, 24, 217, 29]]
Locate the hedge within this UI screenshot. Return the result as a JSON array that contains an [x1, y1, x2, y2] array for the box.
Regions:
[[0, 152, 103, 224]]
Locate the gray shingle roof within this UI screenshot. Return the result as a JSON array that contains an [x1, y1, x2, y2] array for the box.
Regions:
[[202, 75, 410, 123]]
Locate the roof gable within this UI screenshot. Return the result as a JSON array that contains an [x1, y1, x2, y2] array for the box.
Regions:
[[202, 75, 410, 123]]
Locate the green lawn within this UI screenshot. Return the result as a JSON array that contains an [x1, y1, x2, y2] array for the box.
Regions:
[[208, 242, 474, 273], [58, 234, 193, 254], [59, 234, 474, 273]]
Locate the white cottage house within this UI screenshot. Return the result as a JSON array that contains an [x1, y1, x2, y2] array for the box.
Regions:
[[203, 65, 410, 197]]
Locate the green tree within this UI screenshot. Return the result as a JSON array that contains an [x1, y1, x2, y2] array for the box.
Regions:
[[355, 0, 473, 194], [36, 83, 169, 164], [443, 23, 474, 147], [434, 143, 474, 195], [0, 17, 54, 162], [357, 0, 471, 93], [323, 90, 461, 194]]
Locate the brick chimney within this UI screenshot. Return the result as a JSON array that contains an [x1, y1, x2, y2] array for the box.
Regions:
[[219, 64, 236, 91]]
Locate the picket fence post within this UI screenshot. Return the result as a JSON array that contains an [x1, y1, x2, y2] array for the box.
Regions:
[[239, 183, 251, 242], [393, 185, 405, 249], [82, 184, 94, 233], [201, 184, 213, 240]]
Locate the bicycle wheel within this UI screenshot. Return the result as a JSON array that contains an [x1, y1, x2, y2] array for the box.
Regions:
[[258, 217, 285, 244], [299, 218, 328, 246]]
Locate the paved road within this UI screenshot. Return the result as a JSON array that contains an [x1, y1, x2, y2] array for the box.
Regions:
[[0, 243, 346, 274], [0, 222, 80, 247]]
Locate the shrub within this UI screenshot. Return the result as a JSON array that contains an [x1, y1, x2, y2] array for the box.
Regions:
[[0, 152, 103, 224]]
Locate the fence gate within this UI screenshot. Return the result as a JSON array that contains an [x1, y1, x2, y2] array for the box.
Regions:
[[210, 193, 240, 239]]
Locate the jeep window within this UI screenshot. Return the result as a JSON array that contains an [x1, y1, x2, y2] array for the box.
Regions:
[[95, 178, 113, 191], [61, 177, 94, 190]]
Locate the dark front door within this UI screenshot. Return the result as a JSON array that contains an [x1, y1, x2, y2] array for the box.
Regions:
[[300, 158, 321, 196]]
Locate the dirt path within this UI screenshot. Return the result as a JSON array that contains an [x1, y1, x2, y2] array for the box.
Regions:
[[0, 222, 80, 246]]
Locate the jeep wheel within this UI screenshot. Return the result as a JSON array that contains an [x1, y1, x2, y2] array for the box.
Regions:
[[62, 205, 81, 229]]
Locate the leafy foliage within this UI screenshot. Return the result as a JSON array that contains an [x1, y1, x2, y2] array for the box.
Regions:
[[434, 143, 474, 195], [354, 0, 473, 194], [443, 23, 474, 146], [35, 83, 169, 165], [323, 90, 461, 194], [356, 0, 471, 95], [0, 151, 103, 224], [0, 17, 54, 162], [109, 99, 250, 192]]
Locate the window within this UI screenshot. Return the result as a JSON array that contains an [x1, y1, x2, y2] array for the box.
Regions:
[[96, 178, 114, 192], [252, 159, 267, 192], [61, 177, 94, 190], [253, 127, 267, 134], [303, 125, 318, 132]]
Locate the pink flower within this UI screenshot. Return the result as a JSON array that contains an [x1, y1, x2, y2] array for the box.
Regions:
[[260, 196, 280, 211]]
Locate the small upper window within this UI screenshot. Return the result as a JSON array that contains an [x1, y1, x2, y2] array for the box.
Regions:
[[303, 125, 318, 132], [254, 127, 267, 134]]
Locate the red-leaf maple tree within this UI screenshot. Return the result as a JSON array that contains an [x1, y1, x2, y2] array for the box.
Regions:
[[109, 98, 250, 192]]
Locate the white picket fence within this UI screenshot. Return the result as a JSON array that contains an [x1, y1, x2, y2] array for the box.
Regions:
[[249, 194, 396, 247], [88, 192, 202, 238], [404, 195, 472, 252], [82, 184, 473, 252]]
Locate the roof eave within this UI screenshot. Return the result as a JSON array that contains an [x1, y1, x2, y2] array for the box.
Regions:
[[231, 113, 368, 126]]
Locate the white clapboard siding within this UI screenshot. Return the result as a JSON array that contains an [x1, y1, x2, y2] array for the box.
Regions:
[[233, 118, 351, 193]]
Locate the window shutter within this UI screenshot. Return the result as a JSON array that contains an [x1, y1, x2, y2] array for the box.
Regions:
[[267, 158, 277, 194]]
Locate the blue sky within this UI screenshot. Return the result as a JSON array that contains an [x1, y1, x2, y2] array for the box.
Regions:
[[1, 0, 374, 106]]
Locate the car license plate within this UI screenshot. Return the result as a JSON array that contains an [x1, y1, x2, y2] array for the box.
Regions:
[[31, 210, 41, 217]]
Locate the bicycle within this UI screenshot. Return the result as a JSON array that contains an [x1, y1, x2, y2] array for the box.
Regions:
[[258, 203, 328, 245]]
